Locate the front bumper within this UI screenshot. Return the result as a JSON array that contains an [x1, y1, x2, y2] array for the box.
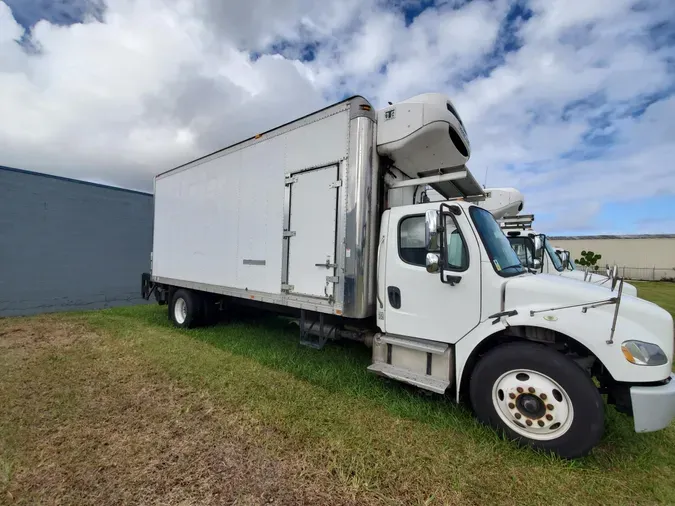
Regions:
[[630, 374, 675, 432]]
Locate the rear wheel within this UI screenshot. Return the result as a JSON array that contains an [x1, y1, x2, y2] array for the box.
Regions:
[[169, 289, 200, 328], [469, 342, 604, 459]]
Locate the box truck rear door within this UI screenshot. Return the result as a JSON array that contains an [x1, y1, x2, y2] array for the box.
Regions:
[[287, 165, 339, 298]]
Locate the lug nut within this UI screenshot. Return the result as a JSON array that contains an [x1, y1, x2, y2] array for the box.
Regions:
[[540, 393, 547, 400], [547, 404, 554, 410], [509, 393, 516, 399], [538, 420, 545, 427], [515, 413, 522, 419], [528, 387, 535, 394], [546, 414, 553, 421], [508, 403, 515, 409], [526, 419, 533, 426], [517, 387, 524, 393]]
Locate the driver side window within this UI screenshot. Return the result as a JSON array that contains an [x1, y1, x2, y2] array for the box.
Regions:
[[398, 214, 468, 270], [399, 216, 427, 266], [444, 215, 468, 270], [508, 237, 533, 267]]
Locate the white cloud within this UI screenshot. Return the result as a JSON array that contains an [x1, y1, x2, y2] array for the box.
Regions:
[[0, 0, 329, 189], [0, 0, 673, 233]]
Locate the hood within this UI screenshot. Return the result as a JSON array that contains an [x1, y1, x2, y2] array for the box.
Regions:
[[561, 270, 639, 297], [505, 274, 673, 360]]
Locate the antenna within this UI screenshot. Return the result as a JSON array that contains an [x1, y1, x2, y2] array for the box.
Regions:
[[483, 166, 489, 189]]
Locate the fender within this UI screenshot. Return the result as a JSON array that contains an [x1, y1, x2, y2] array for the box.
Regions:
[[454, 318, 507, 401], [454, 302, 673, 402]]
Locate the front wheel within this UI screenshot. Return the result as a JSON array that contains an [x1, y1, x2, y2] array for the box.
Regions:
[[469, 342, 604, 459]]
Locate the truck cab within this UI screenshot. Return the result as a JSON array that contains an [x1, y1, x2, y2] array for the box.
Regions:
[[373, 196, 674, 459]]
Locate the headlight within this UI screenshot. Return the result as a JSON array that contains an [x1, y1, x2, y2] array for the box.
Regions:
[[621, 340, 668, 366]]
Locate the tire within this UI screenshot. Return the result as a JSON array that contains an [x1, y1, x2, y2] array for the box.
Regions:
[[200, 294, 220, 326], [169, 289, 201, 329], [469, 342, 604, 459]]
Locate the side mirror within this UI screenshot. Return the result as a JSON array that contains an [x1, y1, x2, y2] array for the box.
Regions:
[[425, 210, 440, 251], [561, 251, 570, 269], [533, 235, 544, 256], [610, 264, 619, 291], [426, 253, 440, 273], [532, 259, 541, 270]]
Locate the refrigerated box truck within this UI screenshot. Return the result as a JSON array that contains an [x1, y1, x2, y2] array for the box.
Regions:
[[142, 93, 675, 458], [427, 188, 641, 296]]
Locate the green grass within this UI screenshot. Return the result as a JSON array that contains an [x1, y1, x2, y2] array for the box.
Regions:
[[74, 300, 675, 505], [2, 281, 675, 504], [635, 281, 675, 319]]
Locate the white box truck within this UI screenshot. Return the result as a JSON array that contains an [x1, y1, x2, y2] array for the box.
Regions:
[[498, 213, 639, 296], [427, 187, 641, 296], [142, 93, 675, 458]]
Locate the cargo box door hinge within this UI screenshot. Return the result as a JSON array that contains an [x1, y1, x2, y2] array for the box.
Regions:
[[283, 231, 296, 238], [329, 180, 342, 189], [285, 176, 298, 186], [281, 284, 294, 292]]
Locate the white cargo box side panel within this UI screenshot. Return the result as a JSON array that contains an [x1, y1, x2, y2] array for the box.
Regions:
[[152, 135, 285, 293], [152, 105, 351, 300], [283, 110, 349, 173]]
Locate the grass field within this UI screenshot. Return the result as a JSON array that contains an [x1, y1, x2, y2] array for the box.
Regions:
[[633, 281, 675, 320], [1, 282, 674, 504]]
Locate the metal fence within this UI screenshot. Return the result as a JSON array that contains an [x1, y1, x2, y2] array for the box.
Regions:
[[584, 266, 675, 281]]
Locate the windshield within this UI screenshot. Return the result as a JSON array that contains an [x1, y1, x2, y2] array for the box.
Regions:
[[544, 237, 564, 272], [469, 207, 525, 277]]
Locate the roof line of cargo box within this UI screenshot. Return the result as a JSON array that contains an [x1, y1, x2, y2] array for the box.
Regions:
[[157, 95, 370, 179]]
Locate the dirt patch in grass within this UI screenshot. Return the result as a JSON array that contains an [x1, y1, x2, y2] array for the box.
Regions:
[[0, 317, 364, 505], [0, 318, 88, 353]]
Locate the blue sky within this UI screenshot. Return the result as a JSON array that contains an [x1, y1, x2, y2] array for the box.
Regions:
[[1, 0, 674, 235]]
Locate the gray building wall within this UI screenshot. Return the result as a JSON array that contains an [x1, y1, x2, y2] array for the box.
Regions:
[[0, 166, 153, 317]]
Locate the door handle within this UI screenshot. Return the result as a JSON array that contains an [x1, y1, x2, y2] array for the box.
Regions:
[[387, 286, 401, 309], [315, 262, 337, 268], [443, 275, 462, 286]]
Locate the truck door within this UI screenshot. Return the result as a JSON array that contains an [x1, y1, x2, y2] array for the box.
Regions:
[[286, 165, 339, 298], [383, 205, 481, 343]]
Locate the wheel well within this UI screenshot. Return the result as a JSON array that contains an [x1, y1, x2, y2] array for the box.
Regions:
[[457, 326, 604, 403]]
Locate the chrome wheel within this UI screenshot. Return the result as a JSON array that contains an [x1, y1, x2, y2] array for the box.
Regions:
[[492, 369, 574, 441]]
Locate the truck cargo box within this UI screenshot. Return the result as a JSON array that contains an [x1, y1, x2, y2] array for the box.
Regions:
[[151, 96, 380, 318]]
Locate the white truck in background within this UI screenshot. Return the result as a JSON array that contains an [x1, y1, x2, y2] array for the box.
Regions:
[[499, 214, 639, 297], [426, 188, 640, 296], [142, 93, 675, 459]]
